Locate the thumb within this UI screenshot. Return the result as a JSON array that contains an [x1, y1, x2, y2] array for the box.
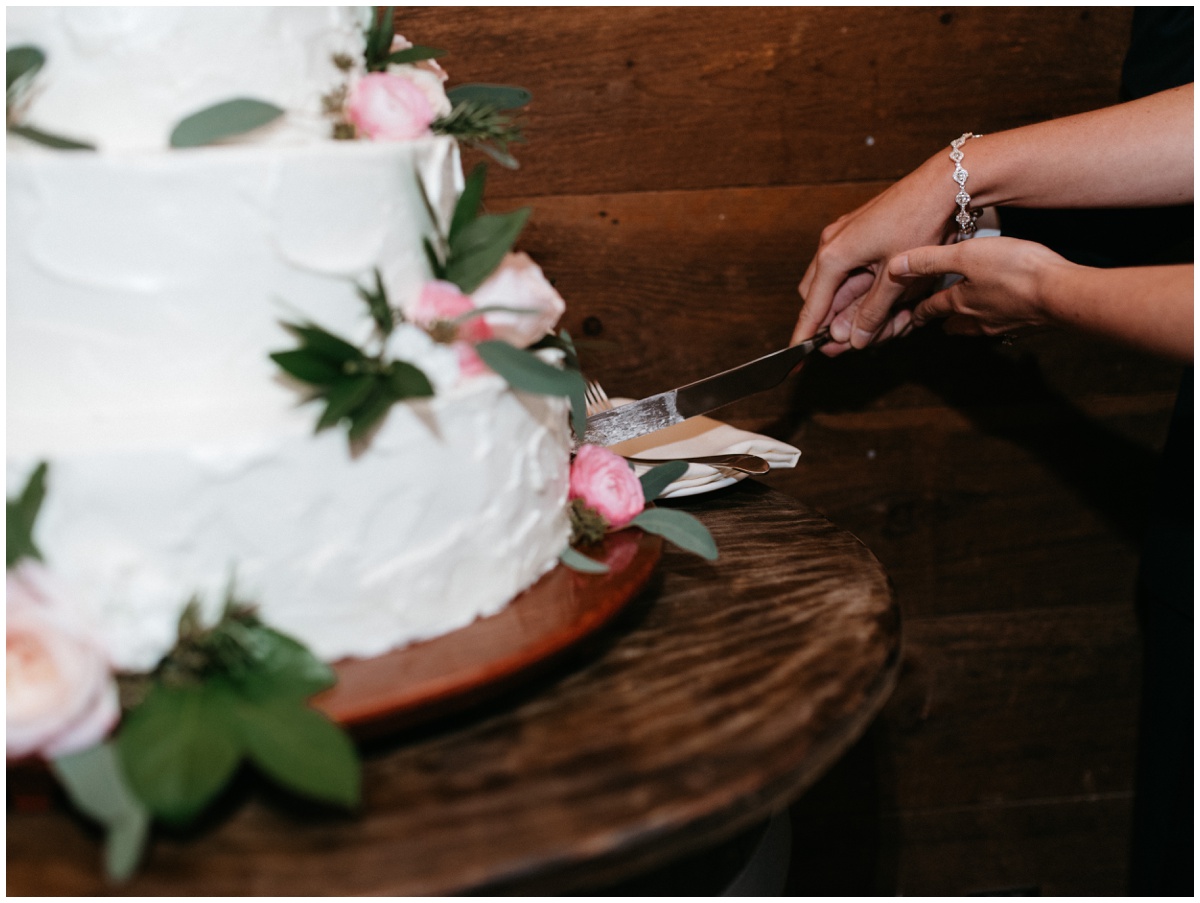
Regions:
[[888, 243, 962, 280]]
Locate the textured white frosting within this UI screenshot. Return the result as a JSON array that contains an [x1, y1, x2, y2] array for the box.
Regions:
[[5, 7, 369, 151], [8, 138, 462, 456], [6, 9, 575, 671], [7, 379, 571, 673]]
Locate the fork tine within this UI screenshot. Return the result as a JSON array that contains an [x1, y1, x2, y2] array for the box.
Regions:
[[584, 378, 615, 417], [591, 380, 613, 411]]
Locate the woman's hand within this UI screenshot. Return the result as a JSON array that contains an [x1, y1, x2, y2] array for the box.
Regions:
[[895, 239, 1193, 362], [890, 236, 1071, 337], [792, 154, 958, 351]]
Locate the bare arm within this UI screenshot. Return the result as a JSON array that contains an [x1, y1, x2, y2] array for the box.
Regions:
[[794, 83, 1195, 351], [891, 237, 1194, 363], [969, 83, 1193, 209]]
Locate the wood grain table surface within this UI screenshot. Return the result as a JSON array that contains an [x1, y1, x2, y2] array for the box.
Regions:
[[7, 481, 900, 896]]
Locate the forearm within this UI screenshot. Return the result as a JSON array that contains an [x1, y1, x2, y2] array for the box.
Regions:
[[1040, 262, 1194, 362], [920, 84, 1193, 214]]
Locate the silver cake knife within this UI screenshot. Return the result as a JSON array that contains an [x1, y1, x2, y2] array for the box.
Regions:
[[580, 329, 830, 447]]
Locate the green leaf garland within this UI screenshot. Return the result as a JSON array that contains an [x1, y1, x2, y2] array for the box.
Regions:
[[270, 309, 434, 446], [116, 598, 361, 830]]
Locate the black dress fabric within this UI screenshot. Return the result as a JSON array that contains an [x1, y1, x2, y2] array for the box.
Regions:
[[995, 8, 1193, 895]]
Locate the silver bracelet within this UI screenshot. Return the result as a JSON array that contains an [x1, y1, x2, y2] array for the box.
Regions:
[[949, 132, 983, 235]]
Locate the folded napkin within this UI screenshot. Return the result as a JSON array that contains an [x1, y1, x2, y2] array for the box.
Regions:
[[607, 398, 801, 498]]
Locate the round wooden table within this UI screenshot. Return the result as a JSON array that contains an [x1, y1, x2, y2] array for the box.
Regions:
[[7, 481, 900, 895]]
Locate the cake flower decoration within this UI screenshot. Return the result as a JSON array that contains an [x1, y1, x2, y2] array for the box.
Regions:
[[6, 565, 121, 761], [569, 444, 646, 531], [346, 70, 439, 141], [471, 252, 568, 349], [6, 463, 360, 882], [273, 162, 590, 447], [407, 279, 495, 378], [562, 446, 718, 573]]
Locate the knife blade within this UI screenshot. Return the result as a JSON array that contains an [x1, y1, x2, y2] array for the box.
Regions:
[[581, 329, 830, 447]]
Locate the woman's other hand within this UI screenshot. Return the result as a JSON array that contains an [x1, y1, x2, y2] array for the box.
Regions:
[[891, 237, 1069, 338]]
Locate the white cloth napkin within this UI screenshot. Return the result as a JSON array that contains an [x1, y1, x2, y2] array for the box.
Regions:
[[607, 398, 801, 497]]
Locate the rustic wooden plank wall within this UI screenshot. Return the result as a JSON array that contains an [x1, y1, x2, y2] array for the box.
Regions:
[[401, 6, 1183, 895]]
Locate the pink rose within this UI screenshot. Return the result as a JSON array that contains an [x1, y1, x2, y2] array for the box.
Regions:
[[347, 71, 437, 141], [410, 280, 494, 343], [569, 445, 646, 530], [409, 281, 494, 381], [471, 253, 567, 348], [6, 566, 120, 761]]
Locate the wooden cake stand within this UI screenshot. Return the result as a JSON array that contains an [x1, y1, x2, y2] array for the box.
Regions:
[[7, 481, 900, 895]]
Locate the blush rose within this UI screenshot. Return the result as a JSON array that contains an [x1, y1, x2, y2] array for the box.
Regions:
[[569, 445, 646, 530], [347, 71, 437, 141], [471, 253, 567, 349], [409, 280, 494, 379], [6, 565, 120, 761]]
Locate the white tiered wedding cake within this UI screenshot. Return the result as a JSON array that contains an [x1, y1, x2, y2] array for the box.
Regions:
[[6, 7, 574, 672]]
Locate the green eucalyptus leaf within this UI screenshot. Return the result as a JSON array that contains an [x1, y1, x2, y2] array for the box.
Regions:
[[444, 207, 531, 293], [387, 360, 435, 400], [7, 45, 45, 92], [447, 83, 532, 111], [316, 375, 376, 431], [449, 163, 488, 245], [117, 682, 243, 825], [474, 341, 579, 397], [170, 98, 285, 149], [52, 743, 150, 882], [638, 461, 689, 503], [6, 123, 95, 151], [559, 545, 610, 574], [631, 508, 719, 561], [386, 45, 445, 66], [6, 460, 47, 567], [270, 349, 343, 387], [235, 698, 359, 808]]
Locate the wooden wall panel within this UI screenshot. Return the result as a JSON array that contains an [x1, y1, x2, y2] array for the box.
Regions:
[[403, 7, 1133, 195], [394, 6, 1184, 895]]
